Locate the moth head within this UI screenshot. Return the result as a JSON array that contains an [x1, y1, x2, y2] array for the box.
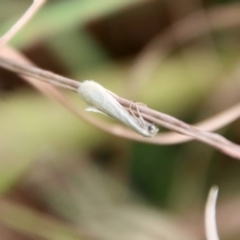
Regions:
[[147, 124, 159, 137]]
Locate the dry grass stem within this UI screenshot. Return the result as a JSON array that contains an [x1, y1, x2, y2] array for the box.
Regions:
[[0, 55, 240, 159], [130, 3, 240, 93], [0, 0, 46, 46]]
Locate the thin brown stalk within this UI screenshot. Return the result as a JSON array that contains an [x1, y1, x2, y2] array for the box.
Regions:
[[130, 3, 240, 95], [0, 54, 240, 159], [0, 0, 46, 46]]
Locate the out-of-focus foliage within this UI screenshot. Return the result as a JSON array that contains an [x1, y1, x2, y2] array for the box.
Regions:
[[0, 0, 240, 239]]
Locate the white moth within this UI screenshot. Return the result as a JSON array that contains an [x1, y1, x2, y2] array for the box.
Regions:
[[77, 80, 158, 137]]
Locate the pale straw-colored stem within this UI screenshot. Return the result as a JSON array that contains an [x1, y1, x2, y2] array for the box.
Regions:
[[205, 186, 220, 240], [0, 56, 240, 159], [0, 0, 46, 46]]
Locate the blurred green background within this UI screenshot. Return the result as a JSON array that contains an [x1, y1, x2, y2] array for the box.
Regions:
[[1, 0, 240, 239]]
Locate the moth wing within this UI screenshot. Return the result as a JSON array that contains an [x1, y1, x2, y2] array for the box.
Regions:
[[85, 106, 107, 115]]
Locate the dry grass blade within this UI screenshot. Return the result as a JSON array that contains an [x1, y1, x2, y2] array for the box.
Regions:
[[0, 54, 240, 159], [0, 0, 46, 46], [0, 198, 90, 240], [205, 186, 220, 240], [130, 3, 240, 93]]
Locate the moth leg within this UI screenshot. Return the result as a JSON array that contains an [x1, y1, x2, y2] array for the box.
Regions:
[[128, 101, 135, 117], [135, 101, 147, 108], [128, 101, 138, 119], [0, 0, 46, 46], [135, 102, 158, 133], [135, 102, 147, 126], [128, 101, 146, 126], [135, 102, 150, 125]]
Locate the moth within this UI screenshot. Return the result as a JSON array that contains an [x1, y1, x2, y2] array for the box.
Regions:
[[77, 80, 158, 137]]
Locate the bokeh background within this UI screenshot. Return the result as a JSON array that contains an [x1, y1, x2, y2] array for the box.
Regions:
[[1, 0, 240, 239]]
